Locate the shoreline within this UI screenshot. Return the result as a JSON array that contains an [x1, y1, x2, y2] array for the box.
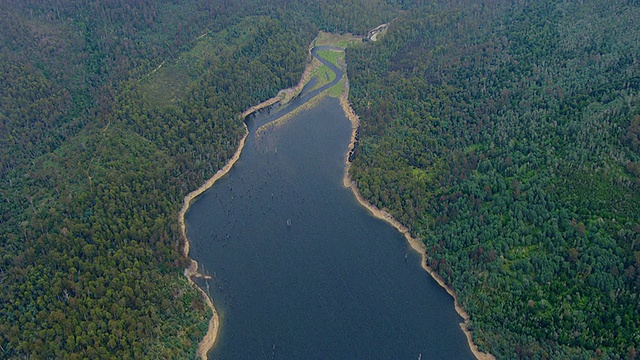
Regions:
[[241, 45, 317, 119], [179, 38, 319, 360], [256, 46, 344, 139], [180, 28, 492, 358], [254, 57, 323, 137], [339, 78, 495, 360], [179, 126, 247, 360]]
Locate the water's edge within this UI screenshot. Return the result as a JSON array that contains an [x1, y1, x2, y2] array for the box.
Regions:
[[181, 28, 495, 359], [339, 76, 495, 360], [179, 40, 318, 359]]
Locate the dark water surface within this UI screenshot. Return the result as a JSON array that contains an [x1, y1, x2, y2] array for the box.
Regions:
[[185, 50, 474, 359]]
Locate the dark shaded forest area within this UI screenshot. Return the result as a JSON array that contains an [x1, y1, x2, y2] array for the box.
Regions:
[[348, 0, 639, 358], [0, 0, 402, 358]]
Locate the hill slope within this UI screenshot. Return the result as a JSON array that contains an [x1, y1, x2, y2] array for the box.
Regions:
[[347, 1, 640, 358], [0, 0, 402, 357]]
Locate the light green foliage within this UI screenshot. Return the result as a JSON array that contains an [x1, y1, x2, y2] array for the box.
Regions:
[[310, 63, 337, 90], [317, 49, 343, 67], [327, 79, 345, 98], [310, 49, 346, 97]]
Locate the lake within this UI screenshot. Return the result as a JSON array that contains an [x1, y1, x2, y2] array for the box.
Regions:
[[185, 49, 475, 359]]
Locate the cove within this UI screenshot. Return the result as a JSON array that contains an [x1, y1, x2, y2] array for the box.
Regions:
[[185, 49, 475, 359]]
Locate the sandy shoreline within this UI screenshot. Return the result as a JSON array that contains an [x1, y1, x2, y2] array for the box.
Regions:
[[242, 46, 317, 119], [339, 78, 495, 360], [257, 48, 346, 137], [179, 126, 247, 360], [180, 30, 493, 358], [179, 39, 319, 360]]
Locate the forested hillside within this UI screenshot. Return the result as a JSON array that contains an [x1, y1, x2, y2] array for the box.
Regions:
[[0, 0, 402, 358], [347, 0, 640, 358], [6, 0, 637, 357]]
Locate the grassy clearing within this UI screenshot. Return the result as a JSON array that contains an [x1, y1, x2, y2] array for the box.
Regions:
[[255, 34, 353, 136], [309, 62, 337, 91], [327, 78, 344, 98], [314, 31, 362, 48], [139, 33, 222, 108], [309, 48, 346, 96], [317, 49, 343, 67], [141, 65, 190, 107], [320, 49, 346, 98], [139, 16, 265, 108]]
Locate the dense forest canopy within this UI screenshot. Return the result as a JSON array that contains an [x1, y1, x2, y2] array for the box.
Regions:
[[1, 0, 638, 358], [0, 0, 403, 358], [347, 0, 639, 358]]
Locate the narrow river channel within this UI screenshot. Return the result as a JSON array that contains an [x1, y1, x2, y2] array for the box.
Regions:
[[185, 47, 475, 359]]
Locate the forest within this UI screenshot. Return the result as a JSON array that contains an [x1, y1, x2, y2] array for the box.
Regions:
[[0, 0, 402, 358], [1, 0, 638, 358], [347, 0, 640, 358]]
